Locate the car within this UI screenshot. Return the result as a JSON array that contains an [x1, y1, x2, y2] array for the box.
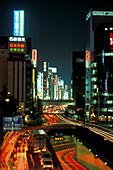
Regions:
[[40, 150, 52, 165], [43, 158, 53, 170]]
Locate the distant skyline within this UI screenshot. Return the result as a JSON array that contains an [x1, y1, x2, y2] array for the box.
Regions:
[[0, 0, 113, 87]]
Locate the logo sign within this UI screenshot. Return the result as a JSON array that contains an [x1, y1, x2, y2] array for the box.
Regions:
[[92, 11, 113, 16], [76, 58, 84, 62], [13, 10, 25, 36], [3, 117, 22, 132], [9, 36, 25, 42]]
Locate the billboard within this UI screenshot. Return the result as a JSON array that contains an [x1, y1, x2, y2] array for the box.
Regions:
[[13, 10, 25, 36]]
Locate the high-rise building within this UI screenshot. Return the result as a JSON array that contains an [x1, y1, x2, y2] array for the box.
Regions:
[[0, 36, 32, 113], [0, 36, 9, 97], [72, 51, 85, 109], [85, 8, 113, 121], [37, 60, 70, 100]]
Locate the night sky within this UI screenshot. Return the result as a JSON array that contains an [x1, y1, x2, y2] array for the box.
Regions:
[[0, 0, 112, 87]]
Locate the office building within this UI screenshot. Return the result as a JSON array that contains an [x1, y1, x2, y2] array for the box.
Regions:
[[85, 8, 113, 121], [72, 51, 85, 109]]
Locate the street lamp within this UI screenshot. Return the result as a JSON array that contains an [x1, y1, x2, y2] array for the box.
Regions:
[[8, 91, 11, 95], [5, 99, 9, 102]]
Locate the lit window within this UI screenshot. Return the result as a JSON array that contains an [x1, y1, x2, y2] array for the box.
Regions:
[[105, 28, 108, 31]]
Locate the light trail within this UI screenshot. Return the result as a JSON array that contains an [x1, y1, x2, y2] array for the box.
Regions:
[[64, 150, 87, 170], [56, 147, 88, 170], [57, 114, 113, 143]]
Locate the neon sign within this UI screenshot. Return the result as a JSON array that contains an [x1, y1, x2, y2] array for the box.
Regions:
[[110, 32, 113, 50], [86, 51, 90, 62], [13, 10, 25, 36], [86, 10, 113, 21], [92, 11, 113, 16], [32, 49, 37, 67], [86, 11, 91, 21], [9, 36, 25, 42], [9, 42, 25, 53]]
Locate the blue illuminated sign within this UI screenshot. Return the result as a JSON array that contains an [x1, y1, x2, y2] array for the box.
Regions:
[[3, 117, 22, 132], [13, 10, 25, 36]]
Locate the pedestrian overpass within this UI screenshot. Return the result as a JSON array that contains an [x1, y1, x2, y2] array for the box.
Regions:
[[37, 99, 76, 113]]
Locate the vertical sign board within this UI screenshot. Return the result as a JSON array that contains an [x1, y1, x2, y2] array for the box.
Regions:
[[13, 10, 25, 36], [3, 117, 22, 132], [32, 69, 35, 99], [32, 49, 37, 67], [110, 32, 113, 50]]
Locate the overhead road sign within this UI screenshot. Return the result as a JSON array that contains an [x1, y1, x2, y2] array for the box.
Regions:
[[3, 117, 22, 132]]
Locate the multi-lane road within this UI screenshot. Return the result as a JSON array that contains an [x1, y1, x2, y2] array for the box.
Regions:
[[56, 114, 113, 142], [0, 113, 113, 169]]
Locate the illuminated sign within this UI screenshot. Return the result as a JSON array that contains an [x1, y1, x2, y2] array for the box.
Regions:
[[105, 79, 107, 91], [13, 10, 25, 36], [65, 85, 68, 91], [9, 36, 25, 42], [3, 117, 22, 132], [86, 51, 91, 69], [110, 32, 113, 50], [54, 137, 64, 141], [32, 69, 35, 99], [54, 132, 64, 140], [46, 77, 49, 90], [86, 51, 90, 62], [9, 42, 26, 54], [92, 11, 113, 16], [32, 49, 37, 67], [37, 72, 43, 99], [86, 11, 91, 21], [86, 10, 113, 21], [49, 67, 57, 73]]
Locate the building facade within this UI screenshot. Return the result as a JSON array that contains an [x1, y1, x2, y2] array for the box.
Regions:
[[85, 8, 113, 121], [0, 36, 32, 114], [72, 51, 85, 110]]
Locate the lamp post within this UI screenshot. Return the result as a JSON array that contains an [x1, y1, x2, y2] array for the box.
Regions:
[[5, 99, 10, 102]]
